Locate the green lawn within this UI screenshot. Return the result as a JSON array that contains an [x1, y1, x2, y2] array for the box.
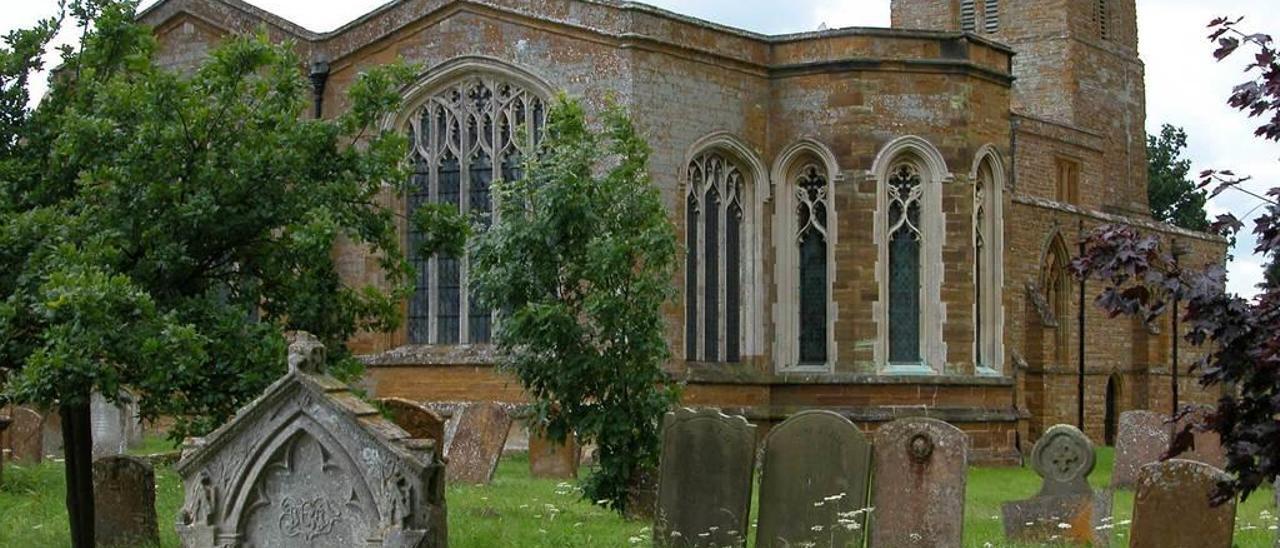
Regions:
[[1, 447, 1275, 547]]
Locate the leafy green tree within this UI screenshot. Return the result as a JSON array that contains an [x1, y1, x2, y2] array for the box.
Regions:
[[470, 95, 679, 513], [1147, 124, 1210, 231], [0, 1, 417, 543]]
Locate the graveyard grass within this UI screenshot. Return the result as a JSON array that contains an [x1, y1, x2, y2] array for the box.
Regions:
[[1, 445, 1277, 547]]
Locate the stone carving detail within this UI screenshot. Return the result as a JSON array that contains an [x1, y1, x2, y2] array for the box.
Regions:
[[174, 332, 446, 547], [1031, 424, 1095, 496]]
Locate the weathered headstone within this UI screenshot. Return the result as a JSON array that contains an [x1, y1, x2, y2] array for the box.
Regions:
[[654, 408, 757, 548], [871, 417, 969, 548], [41, 410, 63, 458], [0, 415, 10, 482], [1002, 425, 1111, 546], [1111, 410, 1168, 488], [445, 402, 512, 485], [173, 332, 446, 547], [528, 430, 579, 480], [93, 455, 159, 547], [378, 397, 446, 446], [756, 411, 871, 548], [1129, 459, 1235, 548], [91, 391, 144, 459], [6, 406, 43, 463], [1178, 405, 1227, 469]]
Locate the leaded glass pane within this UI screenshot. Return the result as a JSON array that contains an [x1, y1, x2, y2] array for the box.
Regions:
[[887, 166, 922, 364], [408, 151, 431, 344], [796, 165, 829, 365], [686, 193, 699, 360], [725, 197, 742, 364], [704, 185, 721, 363]]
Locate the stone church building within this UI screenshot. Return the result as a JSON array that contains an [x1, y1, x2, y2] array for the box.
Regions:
[[141, 0, 1226, 462]]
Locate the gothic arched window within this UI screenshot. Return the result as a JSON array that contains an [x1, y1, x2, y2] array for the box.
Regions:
[[887, 165, 924, 365], [973, 153, 1004, 375], [406, 76, 545, 344], [795, 164, 831, 366], [685, 151, 750, 363], [1043, 235, 1071, 364]]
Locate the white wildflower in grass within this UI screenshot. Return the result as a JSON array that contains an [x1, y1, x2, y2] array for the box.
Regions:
[[813, 501, 825, 507], [909, 533, 922, 542], [1024, 522, 1034, 527], [1268, 525, 1278, 531], [810, 525, 824, 532], [708, 527, 719, 532], [1057, 523, 1072, 529], [823, 493, 846, 502], [628, 536, 644, 544], [573, 522, 583, 528], [697, 532, 710, 538], [984, 543, 994, 548], [1117, 520, 1132, 526]]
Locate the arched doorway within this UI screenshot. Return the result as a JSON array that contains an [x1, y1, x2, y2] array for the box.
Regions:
[[1104, 375, 1119, 446]]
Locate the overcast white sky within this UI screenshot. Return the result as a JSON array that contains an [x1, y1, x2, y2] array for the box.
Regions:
[[5, 0, 1279, 298]]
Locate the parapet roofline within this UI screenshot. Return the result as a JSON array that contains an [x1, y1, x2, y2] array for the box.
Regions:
[[137, 0, 1016, 55]]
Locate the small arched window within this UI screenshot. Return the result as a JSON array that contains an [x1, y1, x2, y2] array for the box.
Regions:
[[973, 150, 1004, 375], [685, 150, 750, 363], [1043, 235, 1072, 365], [774, 144, 838, 371], [405, 74, 546, 345]]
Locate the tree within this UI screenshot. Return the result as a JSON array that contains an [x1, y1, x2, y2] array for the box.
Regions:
[[1148, 124, 1210, 231], [0, 1, 417, 544], [469, 95, 680, 513], [1073, 17, 1280, 503]]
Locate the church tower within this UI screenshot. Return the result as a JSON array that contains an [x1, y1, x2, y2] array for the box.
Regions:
[[891, 0, 1149, 216]]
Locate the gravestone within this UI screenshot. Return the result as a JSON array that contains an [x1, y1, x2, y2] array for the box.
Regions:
[[445, 402, 512, 485], [93, 455, 159, 547], [528, 431, 579, 479], [654, 408, 757, 548], [1178, 406, 1227, 469], [41, 410, 63, 458], [1129, 459, 1235, 548], [1001, 425, 1111, 546], [378, 398, 446, 446], [871, 417, 969, 548], [6, 406, 44, 463], [91, 391, 144, 459], [756, 411, 871, 548], [1111, 410, 1168, 488], [173, 332, 446, 547], [0, 415, 10, 482]]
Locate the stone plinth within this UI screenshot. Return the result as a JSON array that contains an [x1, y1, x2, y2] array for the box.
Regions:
[[173, 332, 446, 547]]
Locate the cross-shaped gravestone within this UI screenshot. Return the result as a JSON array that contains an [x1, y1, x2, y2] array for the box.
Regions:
[[1002, 424, 1110, 546]]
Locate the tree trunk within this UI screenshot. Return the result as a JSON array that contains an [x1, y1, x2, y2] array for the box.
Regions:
[[60, 403, 94, 548]]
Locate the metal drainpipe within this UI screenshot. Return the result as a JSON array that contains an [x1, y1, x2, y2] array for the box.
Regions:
[[309, 60, 330, 119]]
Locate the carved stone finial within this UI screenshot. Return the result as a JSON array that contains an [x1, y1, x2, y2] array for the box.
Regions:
[[286, 331, 326, 374]]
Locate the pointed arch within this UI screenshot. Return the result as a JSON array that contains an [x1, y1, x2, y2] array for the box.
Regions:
[[772, 139, 842, 372], [972, 145, 1006, 376], [1041, 230, 1072, 366], [392, 57, 552, 345], [683, 132, 768, 363], [871, 136, 952, 374]]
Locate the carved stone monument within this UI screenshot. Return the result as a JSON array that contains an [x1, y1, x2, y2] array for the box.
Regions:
[[654, 408, 756, 548], [1001, 425, 1111, 546], [1111, 410, 1168, 488], [94, 455, 160, 547], [5, 406, 44, 463], [756, 411, 871, 548], [1129, 459, 1236, 548], [173, 332, 446, 547], [378, 398, 446, 447], [528, 431, 579, 480], [871, 417, 969, 548], [445, 402, 512, 485]]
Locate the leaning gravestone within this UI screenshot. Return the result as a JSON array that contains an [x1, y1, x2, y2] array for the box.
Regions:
[[529, 431, 580, 480], [756, 411, 871, 548], [654, 408, 757, 548], [1111, 410, 1168, 489], [6, 406, 43, 463], [94, 455, 159, 547], [1129, 459, 1236, 548], [378, 398, 446, 447], [91, 391, 144, 459], [173, 332, 447, 547], [1002, 425, 1111, 546], [446, 403, 512, 485], [871, 417, 969, 548]]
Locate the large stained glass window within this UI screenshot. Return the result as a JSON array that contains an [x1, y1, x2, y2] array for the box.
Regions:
[[686, 152, 746, 363], [795, 165, 829, 365], [887, 165, 923, 364], [407, 77, 544, 344]]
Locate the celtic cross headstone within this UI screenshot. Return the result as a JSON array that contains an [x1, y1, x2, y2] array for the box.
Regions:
[[1001, 425, 1111, 546]]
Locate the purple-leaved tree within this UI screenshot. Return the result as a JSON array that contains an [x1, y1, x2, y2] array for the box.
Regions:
[[1072, 17, 1280, 503]]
